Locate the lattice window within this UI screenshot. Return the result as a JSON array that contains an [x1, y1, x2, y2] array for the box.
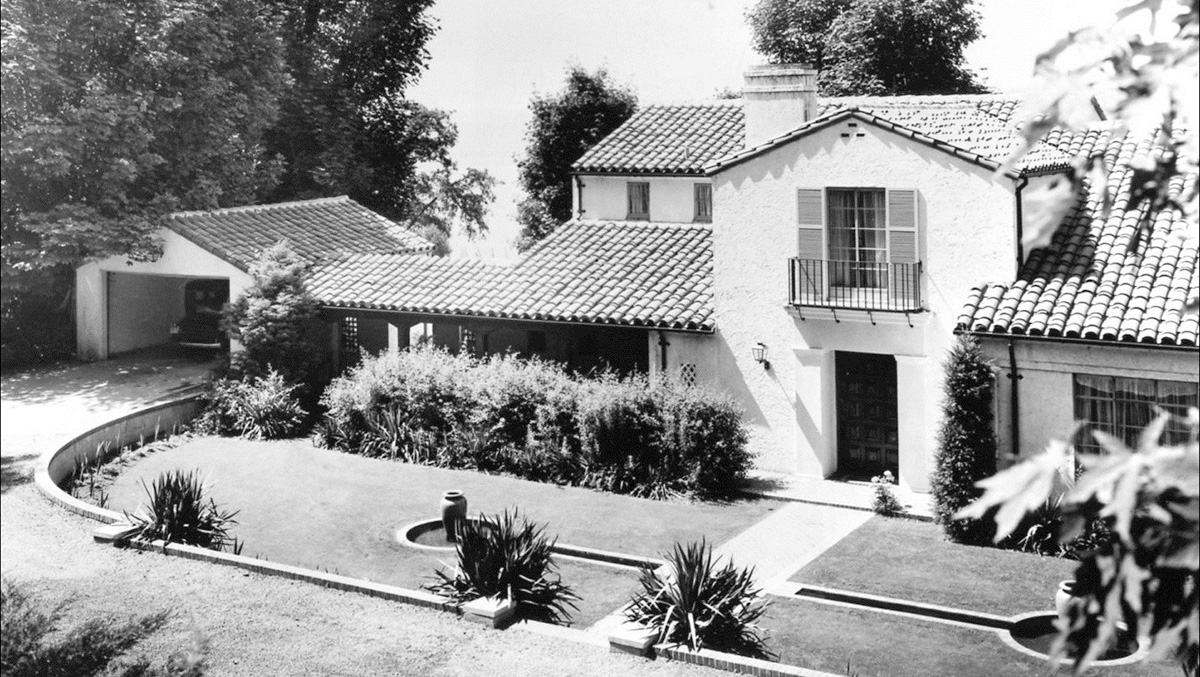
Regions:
[[679, 363, 697, 388], [340, 317, 359, 352]]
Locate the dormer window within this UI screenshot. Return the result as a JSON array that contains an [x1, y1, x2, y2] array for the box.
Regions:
[[694, 183, 712, 222], [627, 182, 650, 220]]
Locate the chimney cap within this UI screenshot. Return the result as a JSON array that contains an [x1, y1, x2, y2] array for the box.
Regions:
[[744, 63, 816, 76]]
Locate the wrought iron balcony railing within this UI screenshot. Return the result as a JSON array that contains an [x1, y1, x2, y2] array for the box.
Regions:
[[788, 258, 923, 312]]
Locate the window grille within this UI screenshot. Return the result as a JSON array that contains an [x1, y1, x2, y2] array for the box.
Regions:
[[680, 363, 697, 388], [340, 317, 359, 352]]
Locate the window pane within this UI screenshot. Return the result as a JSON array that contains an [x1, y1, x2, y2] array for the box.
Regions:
[[628, 182, 649, 218]]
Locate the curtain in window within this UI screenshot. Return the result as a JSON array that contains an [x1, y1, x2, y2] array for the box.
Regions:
[[1074, 374, 1198, 452], [827, 189, 885, 287]]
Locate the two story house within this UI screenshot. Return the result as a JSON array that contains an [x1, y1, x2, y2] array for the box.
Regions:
[[568, 64, 1197, 491], [78, 65, 1198, 495]]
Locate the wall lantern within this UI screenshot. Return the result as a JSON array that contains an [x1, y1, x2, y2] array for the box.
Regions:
[[752, 342, 770, 370]]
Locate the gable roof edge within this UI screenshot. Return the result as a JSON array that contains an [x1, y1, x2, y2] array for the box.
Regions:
[[704, 108, 1024, 179]]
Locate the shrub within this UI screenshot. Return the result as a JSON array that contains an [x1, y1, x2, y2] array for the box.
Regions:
[[318, 345, 477, 459], [224, 242, 328, 405], [0, 578, 179, 677], [626, 540, 773, 659], [931, 335, 997, 544], [125, 470, 240, 552], [426, 509, 578, 624], [870, 471, 903, 516], [654, 377, 752, 499], [317, 348, 751, 499], [195, 369, 306, 440], [576, 375, 663, 495]]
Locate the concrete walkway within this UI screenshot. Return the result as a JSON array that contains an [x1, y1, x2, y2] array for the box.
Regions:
[[589, 499, 872, 635], [712, 502, 872, 591], [742, 470, 935, 520]]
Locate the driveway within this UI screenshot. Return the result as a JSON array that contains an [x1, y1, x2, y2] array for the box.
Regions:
[[1, 346, 218, 486]]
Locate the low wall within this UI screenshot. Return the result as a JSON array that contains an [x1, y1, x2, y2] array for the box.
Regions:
[[35, 393, 204, 523]]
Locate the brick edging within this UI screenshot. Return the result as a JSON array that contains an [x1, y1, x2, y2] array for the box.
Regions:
[[654, 643, 844, 677]]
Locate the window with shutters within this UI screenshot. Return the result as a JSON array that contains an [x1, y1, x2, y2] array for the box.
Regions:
[[790, 187, 922, 311], [627, 182, 650, 220]]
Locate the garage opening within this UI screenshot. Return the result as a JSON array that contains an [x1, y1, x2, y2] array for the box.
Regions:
[[106, 273, 229, 356]]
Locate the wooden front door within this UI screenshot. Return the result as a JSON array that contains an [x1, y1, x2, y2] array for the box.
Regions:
[[835, 351, 899, 479]]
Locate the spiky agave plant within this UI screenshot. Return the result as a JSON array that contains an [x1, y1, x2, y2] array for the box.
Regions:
[[126, 469, 239, 551], [626, 540, 773, 659], [427, 509, 578, 624]]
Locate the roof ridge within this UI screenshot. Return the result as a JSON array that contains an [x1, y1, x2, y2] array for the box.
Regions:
[[573, 219, 713, 231], [170, 195, 352, 219]]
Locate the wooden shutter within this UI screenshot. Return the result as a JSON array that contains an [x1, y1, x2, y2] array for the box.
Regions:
[[887, 189, 919, 302], [796, 189, 825, 302]]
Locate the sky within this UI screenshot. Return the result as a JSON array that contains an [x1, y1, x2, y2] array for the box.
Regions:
[[408, 0, 1130, 259]]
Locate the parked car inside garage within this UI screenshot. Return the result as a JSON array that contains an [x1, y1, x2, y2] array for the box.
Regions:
[[171, 279, 229, 349]]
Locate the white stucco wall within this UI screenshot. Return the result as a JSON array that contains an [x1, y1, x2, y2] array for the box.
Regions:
[[980, 338, 1200, 463], [647, 330, 720, 386], [576, 175, 711, 223], [709, 119, 1021, 489], [76, 228, 251, 360]]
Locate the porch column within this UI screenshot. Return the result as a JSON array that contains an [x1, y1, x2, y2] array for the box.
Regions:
[[793, 348, 835, 478], [894, 354, 931, 492]]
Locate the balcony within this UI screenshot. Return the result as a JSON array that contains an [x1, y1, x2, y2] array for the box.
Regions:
[[788, 258, 923, 312]]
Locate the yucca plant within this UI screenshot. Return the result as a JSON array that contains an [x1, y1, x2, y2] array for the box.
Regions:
[[125, 470, 239, 551], [626, 540, 773, 659], [426, 509, 578, 624]]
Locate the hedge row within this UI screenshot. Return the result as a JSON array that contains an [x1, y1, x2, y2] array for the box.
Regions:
[[314, 347, 751, 499]]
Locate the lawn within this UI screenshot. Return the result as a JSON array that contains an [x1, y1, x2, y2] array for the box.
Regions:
[[103, 435, 781, 628], [789, 516, 1076, 616], [760, 598, 1178, 677]]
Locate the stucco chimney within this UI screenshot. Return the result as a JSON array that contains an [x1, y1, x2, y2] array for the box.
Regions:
[[742, 64, 818, 148]]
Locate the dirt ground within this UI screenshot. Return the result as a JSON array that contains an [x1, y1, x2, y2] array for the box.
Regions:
[[0, 351, 725, 677]]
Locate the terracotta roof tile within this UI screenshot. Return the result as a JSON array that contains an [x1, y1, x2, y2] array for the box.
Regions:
[[309, 220, 714, 332], [573, 104, 744, 174], [576, 96, 1073, 176], [958, 127, 1198, 347], [168, 196, 432, 270]]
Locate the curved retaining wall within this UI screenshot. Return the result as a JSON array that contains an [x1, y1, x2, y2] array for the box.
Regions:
[[35, 393, 204, 523]]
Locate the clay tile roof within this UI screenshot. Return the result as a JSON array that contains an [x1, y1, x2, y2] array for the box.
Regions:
[[309, 220, 714, 332], [573, 103, 744, 175], [707, 96, 1073, 175], [957, 127, 1199, 347], [576, 96, 1075, 177], [168, 196, 433, 270]]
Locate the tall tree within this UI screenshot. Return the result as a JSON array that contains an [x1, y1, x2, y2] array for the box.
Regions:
[[515, 67, 637, 251], [265, 0, 494, 239], [1, 0, 289, 363], [746, 0, 987, 95]]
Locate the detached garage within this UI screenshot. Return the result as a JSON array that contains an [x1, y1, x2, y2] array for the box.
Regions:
[[75, 196, 433, 361]]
